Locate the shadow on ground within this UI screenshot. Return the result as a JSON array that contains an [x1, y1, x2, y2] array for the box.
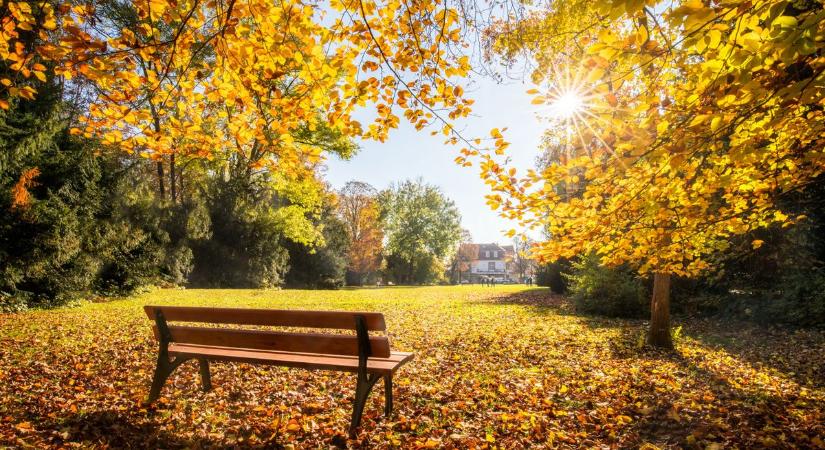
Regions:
[[477, 289, 824, 446], [480, 288, 825, 387], [21, 409, 291, 449]]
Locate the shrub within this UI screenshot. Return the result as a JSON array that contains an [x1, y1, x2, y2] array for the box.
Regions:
[[189, 179, 291, 288], [536, 258, 571, 294], [736, 270, 825, 327], [285, 206, 348, 289], [567, 254, 648, 318]]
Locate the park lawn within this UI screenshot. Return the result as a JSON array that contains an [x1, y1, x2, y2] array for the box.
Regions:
[[0, 286, 823, 449]]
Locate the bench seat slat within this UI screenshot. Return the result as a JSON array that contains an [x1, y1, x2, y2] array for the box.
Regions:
[[168, 343, 414, 375], [144, 306, 386, 331], [155, 325, 392, 358]]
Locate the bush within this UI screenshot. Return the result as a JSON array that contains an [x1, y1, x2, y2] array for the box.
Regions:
[[567, 255, 648, 318], [383, 253, 445, 285], [724, 270, 825, 327], [285, 206, 348, 289], [767, 271, 825, 327], [189, 179, 291, 288], [536, 258, 571, 294]]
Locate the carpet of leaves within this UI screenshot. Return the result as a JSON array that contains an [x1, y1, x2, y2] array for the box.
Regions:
[[1, 286, 823, 449]]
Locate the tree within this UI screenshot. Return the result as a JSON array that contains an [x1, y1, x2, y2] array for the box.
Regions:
[[381, 179, 461, 283], [480, 0, 825, 347], [511, 237, 536, 282], [2, 0, 478, 284], [448, 229, 474, 283], [286, 191, 349, 289], [3, 0, 474, 172], [380, 179, 462, 284], [337, 181, 383, 285]]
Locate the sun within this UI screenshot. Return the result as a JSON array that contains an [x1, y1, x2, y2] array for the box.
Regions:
[[530, 64, 625, 163], [549, 90, 584, 120]]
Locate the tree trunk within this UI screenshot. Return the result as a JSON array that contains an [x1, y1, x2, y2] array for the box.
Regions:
[[170, 154, 177, 203], [648, 272, 673, 348], [156, 161, 165, 200]]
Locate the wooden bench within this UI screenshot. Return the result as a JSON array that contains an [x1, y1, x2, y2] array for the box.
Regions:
[[143, 305, 414, 435]]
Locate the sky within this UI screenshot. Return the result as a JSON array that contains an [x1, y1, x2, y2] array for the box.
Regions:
[[322, 75, 546, 244]]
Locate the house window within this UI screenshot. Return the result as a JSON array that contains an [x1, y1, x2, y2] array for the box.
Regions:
[[493, 251, 498, 258], [488, 261, 496, 271], [485, 251, 490, 258]]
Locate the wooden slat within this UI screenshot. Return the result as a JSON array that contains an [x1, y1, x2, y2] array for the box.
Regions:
[[153, 325, 392, 358], [169, 344, 414, 374], [144, 305, 386, 331]]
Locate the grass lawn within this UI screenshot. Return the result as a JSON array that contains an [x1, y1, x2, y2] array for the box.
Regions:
[[1, 286, 823, 448]]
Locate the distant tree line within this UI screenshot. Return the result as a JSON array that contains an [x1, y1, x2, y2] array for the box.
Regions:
[[336, 178, 463, 286]]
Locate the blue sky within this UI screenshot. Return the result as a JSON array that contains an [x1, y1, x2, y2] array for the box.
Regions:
[[323, 75, 545, 244]]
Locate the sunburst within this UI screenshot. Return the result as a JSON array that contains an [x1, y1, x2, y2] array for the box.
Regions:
[[548, 91, 585, 119], [535, 64, 624, 165]]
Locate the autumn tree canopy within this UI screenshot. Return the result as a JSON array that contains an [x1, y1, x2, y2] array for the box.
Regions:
[[482, 0, 824, 276], [2, 0, 474, 175], [338, 181, 384, 283], [477, 0, 824, 346]]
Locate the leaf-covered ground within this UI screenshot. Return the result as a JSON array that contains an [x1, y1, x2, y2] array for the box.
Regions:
[[1, 286, 823, 449]]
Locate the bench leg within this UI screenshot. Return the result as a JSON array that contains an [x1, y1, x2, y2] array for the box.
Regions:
[[384, 375, 393, 418], [199, 358, 212, 392], [349, 373, 381, 436], [145, 354, 190, 405]]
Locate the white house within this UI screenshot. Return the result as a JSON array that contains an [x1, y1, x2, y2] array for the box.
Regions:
[[459, 243, 515, 282]]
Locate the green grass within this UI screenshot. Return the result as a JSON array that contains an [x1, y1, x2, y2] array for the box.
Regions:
[[1, 286, 823, 448]]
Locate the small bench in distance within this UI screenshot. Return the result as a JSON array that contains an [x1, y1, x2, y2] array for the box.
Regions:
[[143, 305, 414, 435]]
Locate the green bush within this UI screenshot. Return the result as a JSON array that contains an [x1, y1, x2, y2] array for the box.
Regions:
[[567, 255, 648, 318], [189, 179, 291, 288], [536, 258, 571, 294], [732, 270, 825, 327], [285, 205, 348, 289]]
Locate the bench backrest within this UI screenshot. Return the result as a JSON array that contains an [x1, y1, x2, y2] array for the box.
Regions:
[[144, 306, 390, 358]]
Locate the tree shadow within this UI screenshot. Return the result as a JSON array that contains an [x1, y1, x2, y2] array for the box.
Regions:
[[681, 318, 825, 389], [27, 409, 286, 449], [610, 349, 816, 448], [475, 287, 573, 312], [475, 289, 824, 446], [479, 289, 825, 389]]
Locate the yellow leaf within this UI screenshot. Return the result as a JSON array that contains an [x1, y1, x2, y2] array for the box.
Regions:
[[708, 30, 722, 49], [710, 116, 722, 132], [773, 16, 798, 29], [586, 68, 606, 83]]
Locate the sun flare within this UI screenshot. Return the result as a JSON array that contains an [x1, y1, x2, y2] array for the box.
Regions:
[[532, 65, 627, 165], [549, 91, 584, 119]]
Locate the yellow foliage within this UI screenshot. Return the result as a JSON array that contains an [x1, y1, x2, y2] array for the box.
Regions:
[[1, 0, 473, 185], [481, 0, 825, 277]]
